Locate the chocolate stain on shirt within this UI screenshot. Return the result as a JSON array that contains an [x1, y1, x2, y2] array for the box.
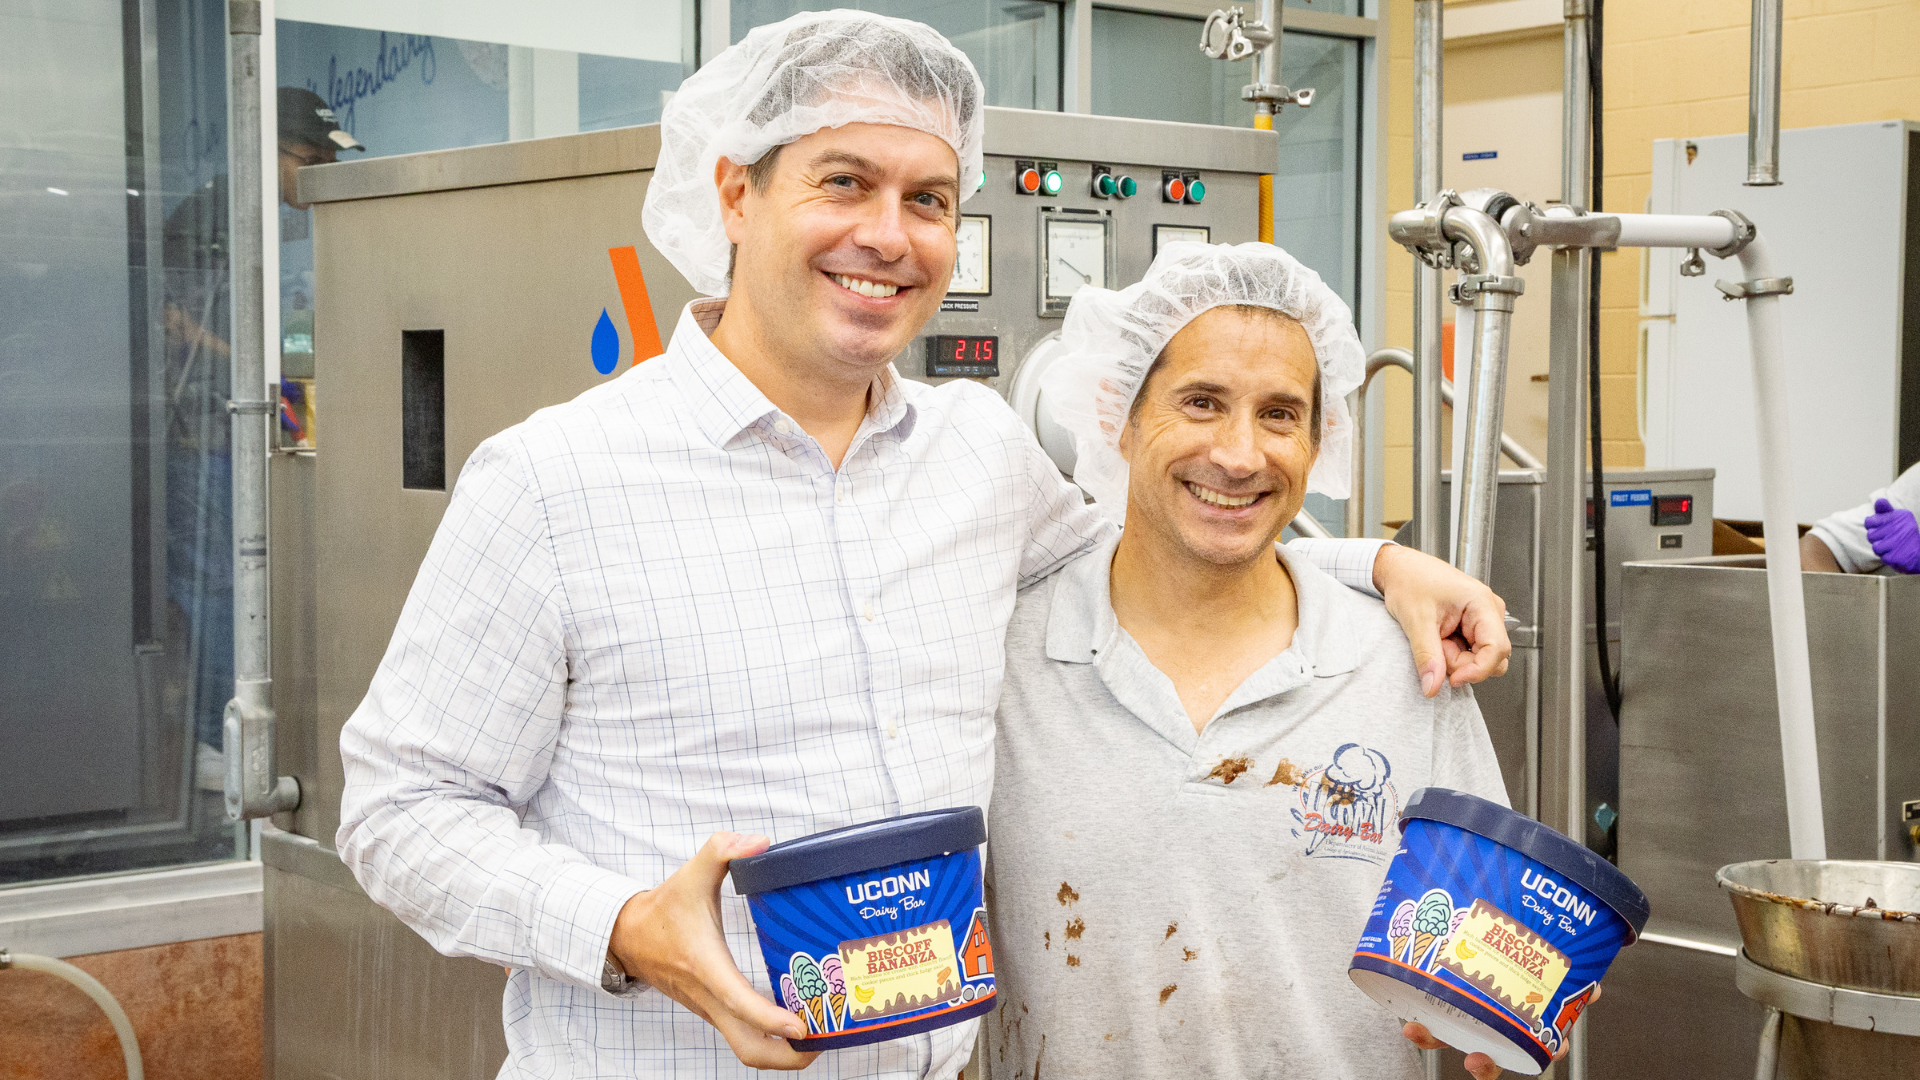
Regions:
[[1182, 947, 1198, 962], [1043, 930, 1051, 950], [1057, 882, 1080, 906], [1163, 921, 1179, 941], [1208, 756, 1252, 784], [1064, 917, 1085, 940], [1267, 758, 1303, 786], [1066, 954, 1080, 967], [1159, 984, 1178, 1005]]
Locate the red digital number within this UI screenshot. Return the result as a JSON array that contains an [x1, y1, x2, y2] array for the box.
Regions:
[[980, 339, 994, 362], [953, 339, 965, 361]]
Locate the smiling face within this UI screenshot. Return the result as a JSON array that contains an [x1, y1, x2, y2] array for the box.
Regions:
[[719, 121, 960, 377], [1118, 305, 1322, 568]]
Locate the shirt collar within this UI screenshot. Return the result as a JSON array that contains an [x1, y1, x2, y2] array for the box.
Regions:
[[1044, 528, 1360, 684], [664, 299, 916, 450]]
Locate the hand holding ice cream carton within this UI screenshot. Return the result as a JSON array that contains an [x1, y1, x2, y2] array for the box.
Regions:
[[1350, 788, 1651, 1075]]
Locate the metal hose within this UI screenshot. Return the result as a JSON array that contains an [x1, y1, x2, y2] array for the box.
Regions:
[[0, 949, 144, 1079]]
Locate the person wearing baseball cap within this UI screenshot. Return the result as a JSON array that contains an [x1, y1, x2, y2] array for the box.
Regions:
[[277, 87, 362, 210]]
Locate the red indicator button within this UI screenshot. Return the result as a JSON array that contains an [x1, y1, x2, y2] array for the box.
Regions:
[[1163, 176, 1186, 202], [1019, 168, 1041, 194]]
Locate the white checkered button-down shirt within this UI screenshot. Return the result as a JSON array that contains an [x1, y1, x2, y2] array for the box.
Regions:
[[337, 300, 1387, 1079]]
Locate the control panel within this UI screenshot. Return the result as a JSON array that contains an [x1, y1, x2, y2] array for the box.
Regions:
[[901, 108, 1275, 443]]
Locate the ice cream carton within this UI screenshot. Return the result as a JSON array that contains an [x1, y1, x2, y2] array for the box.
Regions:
[[1349, 788, 1650, 1074], [731, 807, 996, 1050]]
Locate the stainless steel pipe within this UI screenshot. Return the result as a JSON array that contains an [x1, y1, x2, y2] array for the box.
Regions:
[[1438, 208, 1521, 584], [224, 0, 298, 820], [1411, 0, 1445, 558], [1747, 0, 1784, 186]]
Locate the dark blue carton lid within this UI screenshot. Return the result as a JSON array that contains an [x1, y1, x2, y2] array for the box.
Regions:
[[1400, 787, 1651, 935], [730, 806, 986, 896]]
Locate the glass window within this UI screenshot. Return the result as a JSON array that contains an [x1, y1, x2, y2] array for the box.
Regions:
[[731, 0, 1062, 111], [1, 0, 245, 883], [1091, 10, 1361, 307]]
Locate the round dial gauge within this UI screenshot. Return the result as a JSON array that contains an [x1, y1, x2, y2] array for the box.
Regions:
[[950, 216, 990, 294], [1045, 218, 1107, 300]]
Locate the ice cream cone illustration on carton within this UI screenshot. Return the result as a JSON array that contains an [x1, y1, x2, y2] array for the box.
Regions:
[[1388, 899, 1416, 963], [1411, 889, 1455, 969], [821, 955, 847, 1030], [790, 952, 830, 1034], [779, 973, 803, 1020]]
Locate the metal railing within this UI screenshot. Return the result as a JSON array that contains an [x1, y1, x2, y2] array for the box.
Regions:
[[1344, 347, 1543, 540]]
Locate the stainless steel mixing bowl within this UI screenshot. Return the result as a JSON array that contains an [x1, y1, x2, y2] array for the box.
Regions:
[[1717, 859, 1920, 996]]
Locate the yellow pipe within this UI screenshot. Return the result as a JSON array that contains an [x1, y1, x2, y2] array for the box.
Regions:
[[1255, 108, 1274, 243]]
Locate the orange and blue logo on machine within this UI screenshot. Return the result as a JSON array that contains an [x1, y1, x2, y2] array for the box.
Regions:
[[591, 245, 665, 374]]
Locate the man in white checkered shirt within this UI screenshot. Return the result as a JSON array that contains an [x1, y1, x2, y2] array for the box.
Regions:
[[337, 12, 1513, 1079]]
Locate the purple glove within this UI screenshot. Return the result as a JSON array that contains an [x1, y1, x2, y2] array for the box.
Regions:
[[1865, 498, 1920, 574]]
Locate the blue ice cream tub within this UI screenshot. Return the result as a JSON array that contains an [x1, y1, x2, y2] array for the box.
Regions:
[[1349, 788, 1650, 1074], [730, 806, 997, 1051]]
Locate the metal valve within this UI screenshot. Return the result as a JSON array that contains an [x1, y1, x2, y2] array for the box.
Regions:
[[1200, 7, 1270, 62], [1201, 3, 1312, 110]]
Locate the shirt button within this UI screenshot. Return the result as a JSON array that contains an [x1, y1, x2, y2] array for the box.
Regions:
[[836, 482, 849, 505], [886, 722, 899, 739], [861, 602, 876, 622], [774, 419, 792, 436]]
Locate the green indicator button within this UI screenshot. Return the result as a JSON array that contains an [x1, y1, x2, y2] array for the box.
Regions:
[[1186, 178, 1207, 204], [1116, 175, 1137, 198], [1041, 170, 1063, 195], [1095, 173, 1117, 197]]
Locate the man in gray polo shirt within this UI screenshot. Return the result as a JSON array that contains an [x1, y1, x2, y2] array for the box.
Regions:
[[983, 243, 1519, 1079]]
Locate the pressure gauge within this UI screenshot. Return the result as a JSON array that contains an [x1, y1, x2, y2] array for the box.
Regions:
[[948, 215, 990, 295], [1039, 208, 1114, 317]]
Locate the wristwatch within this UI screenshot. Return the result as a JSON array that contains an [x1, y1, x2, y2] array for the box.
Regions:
[[602, 951, 634, 995]]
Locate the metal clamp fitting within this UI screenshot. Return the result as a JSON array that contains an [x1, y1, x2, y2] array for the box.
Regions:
[[1714, 276, 1793, 301], [1242, 83, 1314, 107], [227, 399, 276, 414], [1707, 208, 1757, 258], [1679, 249, 1706, 277], [1452, 274, 1527, 302], [1387, 190, 1464, 270]]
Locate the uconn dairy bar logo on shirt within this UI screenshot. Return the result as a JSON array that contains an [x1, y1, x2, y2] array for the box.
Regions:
[[1279, 743, 1399, 864]]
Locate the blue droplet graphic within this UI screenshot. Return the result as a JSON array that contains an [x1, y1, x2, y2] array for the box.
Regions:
[[590, 308, 620, 374]]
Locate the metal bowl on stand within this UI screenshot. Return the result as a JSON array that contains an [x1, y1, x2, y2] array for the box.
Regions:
[[1718, 860, 1920, 1078]]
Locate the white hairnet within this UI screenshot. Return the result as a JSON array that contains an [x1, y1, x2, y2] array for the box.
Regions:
[[1040, 241, 1366, 524], [643, 10, 985, 296]]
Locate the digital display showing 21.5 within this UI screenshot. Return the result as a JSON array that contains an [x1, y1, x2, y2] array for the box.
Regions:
[[927, 335, 999, 378]]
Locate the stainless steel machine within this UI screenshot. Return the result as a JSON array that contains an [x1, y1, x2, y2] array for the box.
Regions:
[[1395, 468, 1714, 828], [263, 108, 1275, 1079], [1588, 558, 1920, 1078]]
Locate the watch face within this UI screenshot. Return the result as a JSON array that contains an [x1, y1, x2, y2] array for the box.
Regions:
[[1044, 218, 1107, 301], [949, 216, 990, 294]]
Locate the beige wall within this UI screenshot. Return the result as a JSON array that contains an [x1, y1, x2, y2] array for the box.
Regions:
[[1375, 0, 1920, 527]]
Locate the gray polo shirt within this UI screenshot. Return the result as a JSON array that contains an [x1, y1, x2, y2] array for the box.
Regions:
[[981, 534, 1507, 1080]]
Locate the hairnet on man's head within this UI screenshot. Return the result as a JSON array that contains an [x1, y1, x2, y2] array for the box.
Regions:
[[643, 10, 985, 296], [1040, 242, 1367, 525]]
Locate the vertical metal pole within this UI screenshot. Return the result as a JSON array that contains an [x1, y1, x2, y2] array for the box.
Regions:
[[1746, 0, 1783, 186], [228, 0, 268, 722], [1413, 10, 1446, 1072], [1548, 4, 1593, 1076], [225, 0, 298, 820], [1411, 1, 1444, 556], [1253, 0, 1280, 243]]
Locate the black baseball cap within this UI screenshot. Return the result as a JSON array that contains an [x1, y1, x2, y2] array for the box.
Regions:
[[278, 87, 365, 152]]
